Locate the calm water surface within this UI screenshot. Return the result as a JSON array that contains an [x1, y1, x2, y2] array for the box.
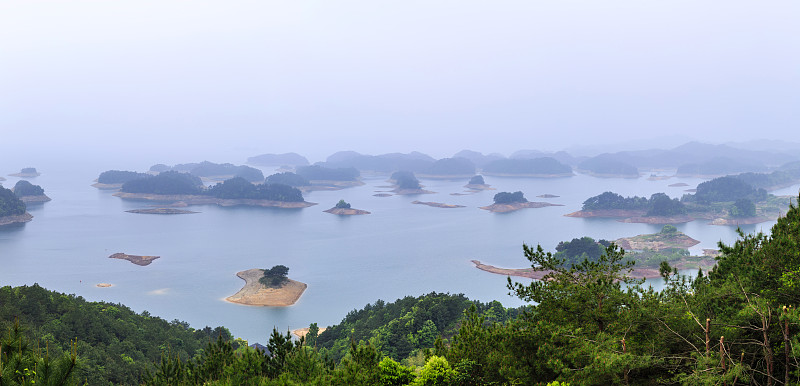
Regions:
[[0, 160, 789, 343]]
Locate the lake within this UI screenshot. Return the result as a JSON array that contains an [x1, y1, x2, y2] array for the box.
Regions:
[[0, 159, 790, 344]]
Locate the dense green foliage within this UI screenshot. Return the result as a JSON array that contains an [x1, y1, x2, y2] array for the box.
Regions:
[[12, 180, 45, 197], [322, 151, 436, 173], [731, 198, 756, 217], [493, 191, 527, 204], [206, 178, 304, 202], [121, 173, 305, 202], [482, 157, 572, 175], [1, 319, 79, 385], [646, 192, 687, 216], [264, 172, 310, 187], [149, 164, 171, 173], [582, 191, 685, 215], [0, 284, 234, 385], [97, 170, 150, 184], [424, 158, 475, 176], [0, 186, 26, 217], [121, 171, 204, 195], [335, 200, 351, 209], [578, 154, 639, 177], [259, 265, 290, 287], [316, 293, 524, 362], [296, 165, 360, 181], [687, 175, 768, 204], [553, 236, 608, 265], [152, 162, 264, 182], [467, 175, 484, 185], [582, 191, 648, 211], [391, 171, 421, 190]]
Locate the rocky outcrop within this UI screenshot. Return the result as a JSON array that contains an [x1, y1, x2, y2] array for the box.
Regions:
[[0, 213, 33, 226]]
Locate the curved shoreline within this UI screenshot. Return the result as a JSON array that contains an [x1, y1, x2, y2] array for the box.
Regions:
[[412, 201, 465, 208], [19, 195, 51, 204], [472, 259, 660, 280], [109, 253, 160, 266], [113, 192, 317, 208], [464, 184, 494, 191], [566, 209, 778, 225], [0, 213, 33, 226], [226, 269, 307, 307], [480, 172, 574, 178]]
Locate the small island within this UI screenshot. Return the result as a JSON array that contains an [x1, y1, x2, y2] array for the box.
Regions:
[[480, 191, 563, 213], [373, 193, 392, 197], [411, 201, 465, 208], [109, 253, 160, 266], [226, 266, 307, 307], [416, 157, 476, 179], [12, 180, 51, 203], [464, 175, 494, 191], [295, 165, 366, 190], [9, 167, 40, 177], [537, 194, 559, 198], [669, 182, 689, 187], [389, 171, 435, 195], [0, 186, 33, 226], [125, 208, 199, 215], [323, 200, 370, 215]]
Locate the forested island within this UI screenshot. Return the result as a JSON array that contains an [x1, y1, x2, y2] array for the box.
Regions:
[[9, 167, 40, 177], [112, 172, 315, 208], [480, 191, 562, 213], [226, 266, 307, 306], [416, 157, 476, 178], [148, 161, 265, 182], [12, 180, 51, 203], [463, 174, 493, 190], [480, 157, 573, 177], [93, 170, 150, 189], [389, 171, 434, 194], [568, 175, 791, 224], [0, 185, 32, 225]]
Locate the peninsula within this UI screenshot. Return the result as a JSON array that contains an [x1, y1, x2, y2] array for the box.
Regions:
[[109, 253, 160, 266], [226, 268, 307, 307], [12, 180, 51, 204]]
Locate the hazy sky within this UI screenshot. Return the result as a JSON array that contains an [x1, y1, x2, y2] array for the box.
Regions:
[[1, 1, 798, 163]]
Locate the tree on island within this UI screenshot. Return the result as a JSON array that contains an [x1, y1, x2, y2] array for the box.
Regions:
[[660, 224, 678, 234], [260, 265, 290, 287], [554, 236, 610, 265], [493, 191, 527, 204], [12, 180, 44, 197], [335, 200, 351, 209], [646, 193, 686, 216], [468, 175, 485, 185], [0, 186, 27, 217]]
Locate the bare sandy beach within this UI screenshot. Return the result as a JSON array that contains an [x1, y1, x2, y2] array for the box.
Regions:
[[226, 268, 307, 307]]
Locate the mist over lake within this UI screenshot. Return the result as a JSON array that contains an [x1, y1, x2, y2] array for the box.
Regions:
[[0, 157, 782, 343]]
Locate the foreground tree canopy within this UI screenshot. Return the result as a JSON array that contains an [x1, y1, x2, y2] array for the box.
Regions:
[[0, 186, 26, 217]]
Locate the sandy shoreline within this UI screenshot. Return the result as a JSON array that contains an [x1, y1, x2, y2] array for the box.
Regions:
[[226, 269, 307, 307], [480, 201, 563, 213], [412, 201, 465, 208], [0, 213, 33, 226], [324, 207, 371, 215], [109, 253, 160, 266]]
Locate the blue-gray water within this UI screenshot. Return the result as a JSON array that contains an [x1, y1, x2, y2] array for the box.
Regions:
[[0, 161, 788, 344]]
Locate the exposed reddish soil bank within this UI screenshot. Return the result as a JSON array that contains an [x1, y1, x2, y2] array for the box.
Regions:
[[109, 253, 160, 266], [226, 269, 307, 307], [480, 202, 563, 213]]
